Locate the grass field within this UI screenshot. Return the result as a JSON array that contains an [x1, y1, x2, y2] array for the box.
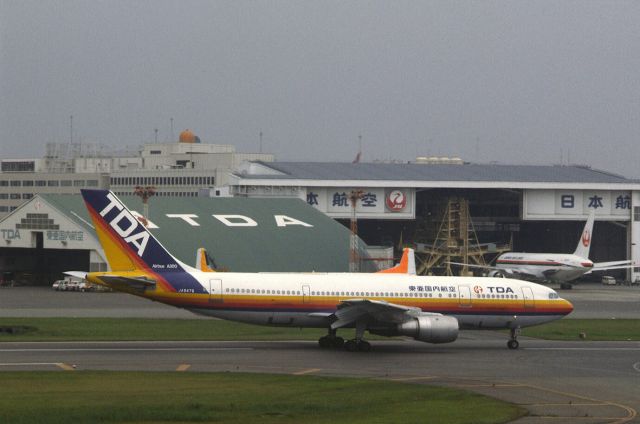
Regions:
[[1, 317, 639, 342], [0, 372, 524, 424], [521, 318, 640, 341]]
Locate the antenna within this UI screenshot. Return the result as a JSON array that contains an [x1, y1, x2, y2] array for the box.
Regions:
[[259, 130, 263, 154], [170, 117, 174, 142], [154, 128, 158, 144], [69, 115, 73, 145]]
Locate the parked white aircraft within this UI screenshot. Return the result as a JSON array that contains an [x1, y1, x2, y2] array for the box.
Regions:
[[67, 190, 573, 350], [452, 212, 633, 285]]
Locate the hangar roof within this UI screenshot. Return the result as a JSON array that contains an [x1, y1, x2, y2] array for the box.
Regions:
[[38, 194, 356, 272], [233, 162, 640, 189]]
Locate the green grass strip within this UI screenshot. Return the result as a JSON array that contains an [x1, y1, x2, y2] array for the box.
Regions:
[[1, 317, 639, 342], [0, 371, 524, 424], [0, 317, 327, 342], [521, 318, 640, 341]]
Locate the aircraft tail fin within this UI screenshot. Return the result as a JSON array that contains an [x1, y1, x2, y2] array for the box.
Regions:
[[573, 211, 595, 258], [196, 248, 216, 272], [80, 189, 194, 273], [378, 248, 416, 275]]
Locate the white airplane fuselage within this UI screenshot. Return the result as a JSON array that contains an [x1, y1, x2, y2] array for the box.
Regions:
[[137, 271, 572, 331], [496, 252, 594, 283]]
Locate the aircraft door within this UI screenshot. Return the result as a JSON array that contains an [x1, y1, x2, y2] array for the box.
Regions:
[[522, 287, 535, 308], [209, 279, 223, 302], [458, 285, 472, 307], [302, 285, 310, 303]]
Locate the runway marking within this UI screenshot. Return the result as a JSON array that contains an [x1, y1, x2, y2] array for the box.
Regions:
[[0, 362, 63, 367], [176, 364, 191, 372], [0, 347, 253, 352], [56, 363, 75, 371], [451, 383, 523, 388], [409, 376, 637, 424], [507, 382, 637, 424], [388, 376, 439, 382], [293, 368, 321, 375], [633, 362, 640, 373], [527, 347, 640, 351]]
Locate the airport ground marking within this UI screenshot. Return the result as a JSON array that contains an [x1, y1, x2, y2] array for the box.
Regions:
[[513, 382, 637, 424], [176, 364, 191, 372], [388, 376, 439, 382], [0, 362, 63, 368], [428, 375, 637, 424], [292, 368, 321, 376], [56, 363, 75, 371]]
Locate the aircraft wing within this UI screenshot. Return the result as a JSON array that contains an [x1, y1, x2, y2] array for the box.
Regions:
[[592, 260, 634, 271], [330, 299, 427, 330]]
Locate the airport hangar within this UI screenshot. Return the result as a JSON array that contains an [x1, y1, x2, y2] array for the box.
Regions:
[[0, 194, 375, 286], [229, 161, 640, 282]]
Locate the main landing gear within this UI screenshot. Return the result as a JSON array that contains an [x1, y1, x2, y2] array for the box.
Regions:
[[319, 321, 371, 352], [507, 327, 520, 350]]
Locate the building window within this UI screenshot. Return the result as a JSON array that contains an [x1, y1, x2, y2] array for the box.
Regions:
[[10, 180, 21, 187], [22, 180, 34, 186], [61, 180, 72, 187], [1, 161, 35, 172], [635, 206, 640, 222], [35, 180, 46, 187], [0, 181, 7, 187], [0, 193, 7, 199], [86, 180, 98, 187], [74, 180, 85, 187], [150, 150, 161, 155], [10, 193, 21, 199], [23, 193, 33, 199], [47, 180, 59, 187], [0, 206, 8, 212]]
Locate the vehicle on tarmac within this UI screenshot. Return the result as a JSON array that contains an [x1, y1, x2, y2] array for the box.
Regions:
[[67, 189, 574, 351], [601, 276, 617, 286]]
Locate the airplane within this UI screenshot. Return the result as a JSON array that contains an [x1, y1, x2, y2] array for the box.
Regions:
[[67, 189, 573, 351], [450, 211, 634, 286]]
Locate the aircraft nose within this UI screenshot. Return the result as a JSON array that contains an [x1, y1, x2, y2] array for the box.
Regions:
[[562, 299, 574, 315]]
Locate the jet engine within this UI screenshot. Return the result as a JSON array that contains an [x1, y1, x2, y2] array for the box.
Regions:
[[488, 270, 506, 278], [397, 315, 458, 344]]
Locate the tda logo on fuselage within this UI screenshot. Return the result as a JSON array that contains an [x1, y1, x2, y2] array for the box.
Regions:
[[99, 193, 150, 256]]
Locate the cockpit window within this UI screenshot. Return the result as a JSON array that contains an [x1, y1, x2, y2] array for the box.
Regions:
[[548, 292, 559, 299]]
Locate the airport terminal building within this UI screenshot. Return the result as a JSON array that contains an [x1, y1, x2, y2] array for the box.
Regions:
[[230, 161, 640, 282], [3, 158, 640, 285]]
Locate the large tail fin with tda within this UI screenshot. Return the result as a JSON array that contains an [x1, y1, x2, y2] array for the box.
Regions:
[[81, 189, 193, 273]]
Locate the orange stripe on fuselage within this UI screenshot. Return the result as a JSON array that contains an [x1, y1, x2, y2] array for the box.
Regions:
[[142, 293, 572, 316]]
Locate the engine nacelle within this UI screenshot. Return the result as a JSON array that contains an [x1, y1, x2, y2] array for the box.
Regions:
[[488, 270, 506, 278], [397, 315, 459, 344]]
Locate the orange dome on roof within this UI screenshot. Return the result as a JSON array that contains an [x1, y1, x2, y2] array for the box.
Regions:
[[179, 129, 196, 143]]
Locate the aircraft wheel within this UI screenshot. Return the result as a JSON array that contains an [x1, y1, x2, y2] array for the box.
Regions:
[[357, 341, 371, 352], [332, 336, 345, 348], [345, 339, 358, 352], [318, 336, 332, 349], [507, 340, 519, 350]]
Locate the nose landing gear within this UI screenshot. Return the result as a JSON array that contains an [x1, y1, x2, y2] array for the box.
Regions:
[[508, 327, 520, 350]]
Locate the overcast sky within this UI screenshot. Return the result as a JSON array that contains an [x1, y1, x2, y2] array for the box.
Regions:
[[1, 1, 639, 177]]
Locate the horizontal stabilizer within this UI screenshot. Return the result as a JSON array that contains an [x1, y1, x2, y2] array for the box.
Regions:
[[97, 274, 157, 292]]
